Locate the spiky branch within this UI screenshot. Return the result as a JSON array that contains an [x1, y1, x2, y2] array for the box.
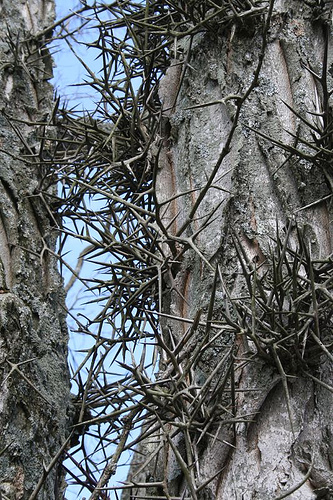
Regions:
[[5, 0, 333, 498]]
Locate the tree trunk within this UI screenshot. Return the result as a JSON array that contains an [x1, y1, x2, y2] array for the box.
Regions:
[[0, 1, 70, 499], [126, 2, 333, 499]]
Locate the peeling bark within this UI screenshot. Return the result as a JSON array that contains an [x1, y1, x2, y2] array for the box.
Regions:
[[0, 1, 70, 499]]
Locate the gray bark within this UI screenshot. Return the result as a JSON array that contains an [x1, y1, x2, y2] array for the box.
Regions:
[[127, 2, 333, 499], [0, 1, 70, 499]]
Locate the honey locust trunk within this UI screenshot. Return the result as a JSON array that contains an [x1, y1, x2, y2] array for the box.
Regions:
[[125, 2, 333, 499], [0, 1, 70, 498]]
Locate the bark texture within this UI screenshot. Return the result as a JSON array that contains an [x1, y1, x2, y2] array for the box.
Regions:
[[128, 2, 333, 499], [0, 1, 70, 499]]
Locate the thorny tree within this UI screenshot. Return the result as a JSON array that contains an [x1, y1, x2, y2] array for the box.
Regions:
[[4, 0, 333, 498], [0, 1, 70, 499]]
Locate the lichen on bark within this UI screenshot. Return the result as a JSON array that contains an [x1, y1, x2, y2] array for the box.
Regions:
[[0, 1, 71, 499]]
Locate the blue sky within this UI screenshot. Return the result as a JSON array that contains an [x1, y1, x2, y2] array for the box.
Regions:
[[56, 0, 78, 16], [53, 0, 101, 110], [53, 3, 135, 499]]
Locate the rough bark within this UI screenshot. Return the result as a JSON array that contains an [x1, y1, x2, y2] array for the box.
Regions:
[[0, 1, 70, 499], [127, 2, 333, 499]]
